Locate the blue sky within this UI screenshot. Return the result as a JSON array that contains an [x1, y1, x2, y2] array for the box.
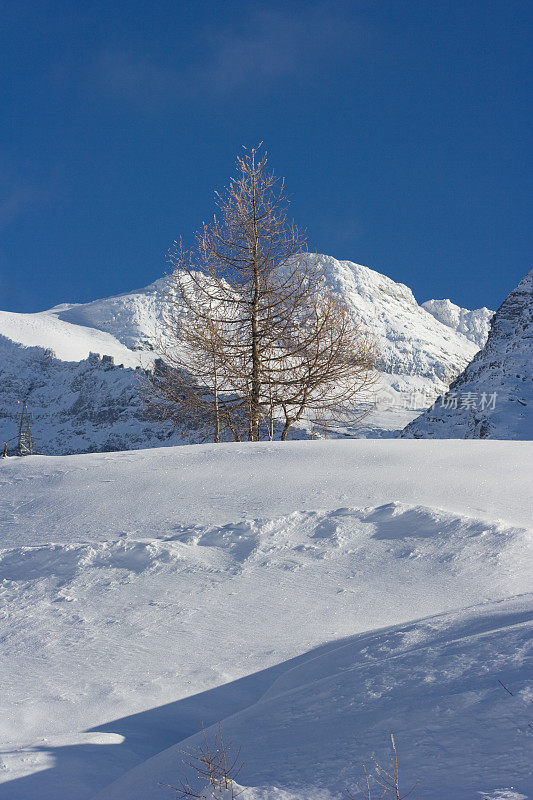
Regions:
[[1, 0, 531, 313]]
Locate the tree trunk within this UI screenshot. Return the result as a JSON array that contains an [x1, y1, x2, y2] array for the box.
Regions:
[[213, 366, 220, 443], [248, 156, 261, 442], [249, 284, 260, 441], [280, 419, 292, 441], [281, 402, 307, 441], [222, 407, 241, 441]]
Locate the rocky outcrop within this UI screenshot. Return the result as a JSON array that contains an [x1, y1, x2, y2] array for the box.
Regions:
[[403, 269, 532, 439]]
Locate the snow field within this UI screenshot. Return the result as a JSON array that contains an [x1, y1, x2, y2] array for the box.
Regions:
[[0, 440, 531, 799], [0, 309, 151, 368]]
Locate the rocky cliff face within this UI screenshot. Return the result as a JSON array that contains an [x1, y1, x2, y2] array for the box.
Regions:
[[0, 338, 197, 455], [403, 269, 532, 439]]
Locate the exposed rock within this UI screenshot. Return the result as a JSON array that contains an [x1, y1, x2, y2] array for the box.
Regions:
[[403, 269, 532, 439]]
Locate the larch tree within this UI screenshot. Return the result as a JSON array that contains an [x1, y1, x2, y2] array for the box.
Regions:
[[144, 146, 377, 442]]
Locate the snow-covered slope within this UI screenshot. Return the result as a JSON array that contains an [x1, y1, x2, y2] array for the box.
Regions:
[[0, 255, 483, 452], [55, 276, 170, 351], [0, 440, 531, 800], [403, 269, 533, 439], [422, 297, 493, 347], [313, 256, 479, 412], [100, 598, 532, 800], [0, 308, 146, 367]]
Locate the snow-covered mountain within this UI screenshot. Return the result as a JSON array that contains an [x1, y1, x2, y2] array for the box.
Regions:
[[403, 269, 532, 439], [57, 255, 482, 403], [421, 298, 493, 347], [313, 256, 479, 404], [0, 256, 483, 453]]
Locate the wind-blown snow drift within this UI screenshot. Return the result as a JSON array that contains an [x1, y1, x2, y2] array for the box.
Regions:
[[98, 597, 532, 800]]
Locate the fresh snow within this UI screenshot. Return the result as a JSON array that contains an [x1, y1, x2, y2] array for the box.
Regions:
[[98, 598, 532, 800], [0, 308, 150, 368], [55, 276, 171, 353], [0, 440, 531, 800], [314, 255, 479, 401], [421, 298, 493, 348]]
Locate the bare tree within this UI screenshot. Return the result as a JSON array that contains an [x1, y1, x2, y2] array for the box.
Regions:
[[347, 734, 418, 800], [144, 313, 240, 443], [145, 146, 377, 441], [162, 725, 242, 800], [266, 291, 376, 439]]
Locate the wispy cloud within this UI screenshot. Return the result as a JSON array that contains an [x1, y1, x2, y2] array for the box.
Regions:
[[0, 182, 52, 231], [93, 3, 371, 108]]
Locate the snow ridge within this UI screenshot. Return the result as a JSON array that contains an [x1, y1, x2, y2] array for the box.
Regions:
[[422, 298, 493, 347], [314, 255, 479, 393], [56, 276, 171, 351]]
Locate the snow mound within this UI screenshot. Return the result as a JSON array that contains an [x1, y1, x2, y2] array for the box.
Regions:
[[403, 269, 533, 439], [422, 298, 493, 347], [1, 440, 530, 547], [1, 503, 529, 592]]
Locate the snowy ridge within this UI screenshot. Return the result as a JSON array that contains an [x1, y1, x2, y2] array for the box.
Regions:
[[56, 276, 171, 351], [0, 255, 483, 452], [422, 297, 493, 347], [404, 269, 533, 439], [314, 255, 479, 396], [0, 308, 146, 366]]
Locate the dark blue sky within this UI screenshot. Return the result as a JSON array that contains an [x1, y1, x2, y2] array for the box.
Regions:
[[1, 0, 531, 313]]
